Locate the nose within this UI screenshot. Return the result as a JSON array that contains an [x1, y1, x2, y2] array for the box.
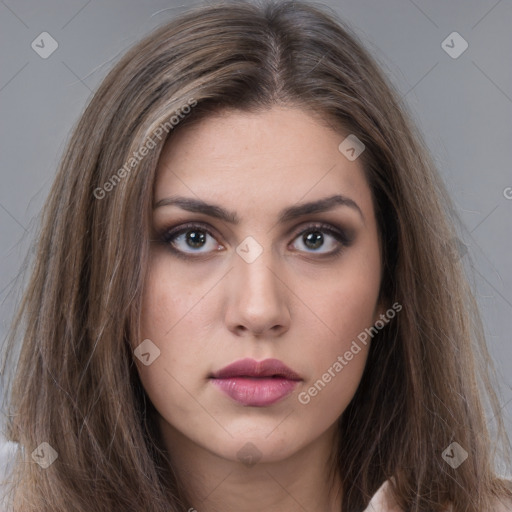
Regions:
[[224, 247, 291, 338]]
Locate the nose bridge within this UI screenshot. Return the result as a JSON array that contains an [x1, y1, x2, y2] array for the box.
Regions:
[[235, 238, 281, 300], [226, 236, 290, 335]]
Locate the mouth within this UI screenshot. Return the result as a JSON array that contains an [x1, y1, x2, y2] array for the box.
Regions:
[[209, 358, 302, 407]]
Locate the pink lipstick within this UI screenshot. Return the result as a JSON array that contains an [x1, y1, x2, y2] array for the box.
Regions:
[[209, 358, 302, 407]]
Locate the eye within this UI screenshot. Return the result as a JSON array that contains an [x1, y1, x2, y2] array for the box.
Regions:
[[159, 223, 222, 256], [157, 222, 351, 258], [289, 223, 351, 255]]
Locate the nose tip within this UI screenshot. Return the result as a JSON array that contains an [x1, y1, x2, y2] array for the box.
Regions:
[[225, 253, 291, 338]]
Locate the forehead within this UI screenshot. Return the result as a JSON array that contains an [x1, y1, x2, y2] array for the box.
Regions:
[[154, 106, 372, 219]]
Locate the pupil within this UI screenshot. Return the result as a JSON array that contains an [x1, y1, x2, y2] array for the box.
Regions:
[[304, 231, 323, 249], [186, 231, 206, 248]]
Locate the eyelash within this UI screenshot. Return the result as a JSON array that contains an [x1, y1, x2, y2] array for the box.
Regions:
[[156, 222, 352, 260]]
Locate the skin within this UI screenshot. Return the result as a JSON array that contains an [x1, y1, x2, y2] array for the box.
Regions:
[[135, 106, 386, 512]]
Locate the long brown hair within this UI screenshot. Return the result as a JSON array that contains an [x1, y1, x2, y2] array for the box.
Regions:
[[1, 1, 511, 510]]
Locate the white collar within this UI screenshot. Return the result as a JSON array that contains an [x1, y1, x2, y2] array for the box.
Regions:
[[363, 479, 403, 512]]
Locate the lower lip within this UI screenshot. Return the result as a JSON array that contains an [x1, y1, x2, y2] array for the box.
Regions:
[[210, 377, 299, 406]]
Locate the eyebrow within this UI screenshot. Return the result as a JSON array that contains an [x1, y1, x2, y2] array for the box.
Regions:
[[153, 194, 365, 225]]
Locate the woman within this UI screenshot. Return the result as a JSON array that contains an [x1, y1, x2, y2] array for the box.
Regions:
[[1, 1, 511, 511]]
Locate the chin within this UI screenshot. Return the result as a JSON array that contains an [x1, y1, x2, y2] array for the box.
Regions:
[[205, 422, 313, 465]]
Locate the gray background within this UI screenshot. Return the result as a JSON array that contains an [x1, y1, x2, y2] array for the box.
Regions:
[[0, 0, 511, 463]]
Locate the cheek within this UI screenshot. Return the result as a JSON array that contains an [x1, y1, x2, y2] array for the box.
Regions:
[[136, 256, 193, 388], [139, 250, 211, 343], [136, 252, 219, 415], [301, 289, 374, 400], [293, 242, 381, 413], [307, 245, 382, 349], [294, 288, 375, 426], [295, 352, 367, 443]]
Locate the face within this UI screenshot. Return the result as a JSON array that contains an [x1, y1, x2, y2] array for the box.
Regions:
[[135, 106, 385, 465]]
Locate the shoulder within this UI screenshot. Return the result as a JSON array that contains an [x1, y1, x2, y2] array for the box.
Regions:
[[364, 478, 512, 512], [493, 496, 512, 512]]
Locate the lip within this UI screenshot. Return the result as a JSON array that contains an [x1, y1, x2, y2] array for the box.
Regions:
[[209, 358, 302, 407]]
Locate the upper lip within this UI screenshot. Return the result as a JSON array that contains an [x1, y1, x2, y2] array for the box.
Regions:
[[210, 358, 302, 380]]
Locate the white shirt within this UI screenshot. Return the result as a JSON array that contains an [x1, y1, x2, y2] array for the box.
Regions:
[[363, 479, 403, 511]]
